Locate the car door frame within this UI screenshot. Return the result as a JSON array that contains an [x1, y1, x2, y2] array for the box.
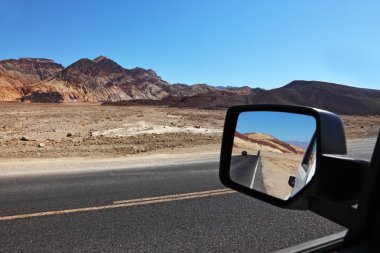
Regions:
[[275, 134, 380, 252]]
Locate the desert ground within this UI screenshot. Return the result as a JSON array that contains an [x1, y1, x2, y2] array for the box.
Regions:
[[0, 102, 378, 164], [0, 102, 225, 161], [343, 115, 380, 139], [260, 152, 303, 199]]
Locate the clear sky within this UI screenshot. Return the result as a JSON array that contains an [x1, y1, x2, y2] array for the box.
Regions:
[[236, 112, 316, 142], [1, 0, 379, 90]]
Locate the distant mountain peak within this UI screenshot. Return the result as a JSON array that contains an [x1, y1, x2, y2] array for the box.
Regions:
[[92, 57, 123, 70], [128, 67, 158, 78], [283, 80, 310, 88], [0, 57, 64, 83], [93, 55, 109, 63], [282, 80, 339, 89], [0, 57, 62, 66], [64, 58, 93, 71], [18, 58, 57, 63]]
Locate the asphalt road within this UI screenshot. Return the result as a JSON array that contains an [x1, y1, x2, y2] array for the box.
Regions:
[[0, 160, 344, 253], [230, 155, 259, 188], [230, 155, 265, 193]]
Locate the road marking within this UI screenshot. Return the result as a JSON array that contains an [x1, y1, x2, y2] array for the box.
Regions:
[[0, 189, 235, 221], [250, 157, 260, 188], [113, 188, 232, 204]]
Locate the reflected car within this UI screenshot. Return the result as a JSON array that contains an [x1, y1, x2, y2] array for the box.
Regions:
[[290, 132, 317, 197]]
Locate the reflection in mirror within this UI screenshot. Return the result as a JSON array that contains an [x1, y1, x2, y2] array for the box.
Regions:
[[230, 111, 316, 200]]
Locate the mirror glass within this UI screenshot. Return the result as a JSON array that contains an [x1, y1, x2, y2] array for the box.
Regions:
[[230, 111, 317, 200]]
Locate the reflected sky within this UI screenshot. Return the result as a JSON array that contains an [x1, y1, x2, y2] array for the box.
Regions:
[[237, 112, 316, 142]]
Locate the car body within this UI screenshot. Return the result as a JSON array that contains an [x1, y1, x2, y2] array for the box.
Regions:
[[290, 132, 317, 197]]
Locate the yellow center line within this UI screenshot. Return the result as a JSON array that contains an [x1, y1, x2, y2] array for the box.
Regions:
[[0, 189, 235, 221], [113, 188, 233, 204]]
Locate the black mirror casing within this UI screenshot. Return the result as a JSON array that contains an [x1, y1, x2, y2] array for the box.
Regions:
[[220, 105, 370, 224]]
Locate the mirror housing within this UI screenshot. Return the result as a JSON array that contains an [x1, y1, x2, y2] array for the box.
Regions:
[[219, 105, 369, 228]]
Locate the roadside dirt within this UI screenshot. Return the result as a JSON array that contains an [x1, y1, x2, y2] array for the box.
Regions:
[[260, 152, 302, 199], [0, 102, 378, 161], [342, 115, 380, 139], [0, 102, 224, 160]]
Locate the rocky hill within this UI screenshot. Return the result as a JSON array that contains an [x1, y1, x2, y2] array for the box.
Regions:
[[21, 56, 171, 102], [164, 81, 380, 115], [0, 56, 379, 115], [0, 58, 63, 101], [1, 56, 251, 103], [254, 81, 380, 115]]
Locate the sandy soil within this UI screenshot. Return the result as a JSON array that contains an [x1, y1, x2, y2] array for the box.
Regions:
[[342, 115, 380, 139], [0, 102, 225, 160], [0, 147, 221, 176], [0, 103, 378, 163], [260, 152, 302, 199]]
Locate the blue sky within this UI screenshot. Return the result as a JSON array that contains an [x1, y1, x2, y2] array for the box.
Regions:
[[1, 0, 379, 89], [236, 112, 316, 142]]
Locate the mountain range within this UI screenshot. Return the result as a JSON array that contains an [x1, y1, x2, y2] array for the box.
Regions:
[[0, 56, 379, 115]]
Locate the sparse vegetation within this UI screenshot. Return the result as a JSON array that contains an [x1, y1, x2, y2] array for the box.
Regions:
[[0, 102, 377, 160]]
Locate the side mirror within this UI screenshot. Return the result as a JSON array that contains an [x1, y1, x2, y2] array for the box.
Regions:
[[219, 105, 369, 228], [229, 111, 317, 200]]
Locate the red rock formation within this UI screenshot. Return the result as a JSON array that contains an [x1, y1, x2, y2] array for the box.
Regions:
[[0, 56, 379, 115], [0, 58, 63, 101]]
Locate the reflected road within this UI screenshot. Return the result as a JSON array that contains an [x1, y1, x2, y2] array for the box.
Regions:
[[230, 154, 265, 192]]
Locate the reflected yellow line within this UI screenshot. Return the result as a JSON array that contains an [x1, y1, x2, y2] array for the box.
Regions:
[[0, 189, 235, 221]]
